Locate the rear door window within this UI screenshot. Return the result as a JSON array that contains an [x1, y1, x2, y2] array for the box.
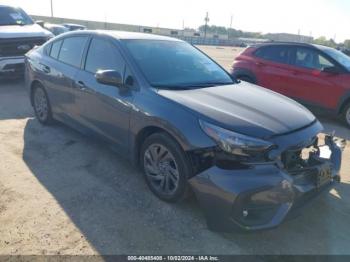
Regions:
[[58, 36, 88, 68], [255, 46, 292, 65]]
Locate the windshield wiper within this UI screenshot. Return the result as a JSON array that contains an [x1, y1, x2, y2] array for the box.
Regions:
[[0, 22, 26, 26], [192, 82, 234, 87], [154, 82, 234, 90], [153, 85, 194, 90]]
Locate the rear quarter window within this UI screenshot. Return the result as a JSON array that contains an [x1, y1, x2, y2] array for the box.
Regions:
[[49, 40, 63, 59], [43, 43, 52, 56]]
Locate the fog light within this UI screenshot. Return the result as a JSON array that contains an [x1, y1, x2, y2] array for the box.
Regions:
[[243, 210, 249, 217], [281, 179, 292, 190]]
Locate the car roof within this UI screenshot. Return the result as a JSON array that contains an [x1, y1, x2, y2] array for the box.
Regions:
[[45, 23, 66, 29], [62, 30, 183, 42], [312, 44, 335, 52], [63, 23, 86, 27], [250, 41, 334, 51]]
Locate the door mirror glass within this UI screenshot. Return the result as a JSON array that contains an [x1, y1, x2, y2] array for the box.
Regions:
[[95, 70, 123, 87], [322, 66, 340, 74]]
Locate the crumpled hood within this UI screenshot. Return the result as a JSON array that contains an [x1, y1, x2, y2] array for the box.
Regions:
[[158, 82, 316, 138], [0, 24, 53, 38]]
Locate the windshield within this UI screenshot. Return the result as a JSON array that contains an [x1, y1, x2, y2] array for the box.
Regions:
[[323, 47, 350, 71], [123, 40, 234, 89], [0, 6, 33, 26]]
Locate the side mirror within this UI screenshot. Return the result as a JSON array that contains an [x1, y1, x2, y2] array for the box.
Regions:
[[35, 20, 45, 27], [322, 66, 340, 74], [95, 70, 123, 87]]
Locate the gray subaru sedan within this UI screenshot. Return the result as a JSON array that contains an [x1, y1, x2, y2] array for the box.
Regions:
[[25, 30, 343, 231]]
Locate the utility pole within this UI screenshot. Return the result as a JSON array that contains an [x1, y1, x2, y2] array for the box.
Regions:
[[204, 12, 209, 39], [182, 19, 185, 37], [229, 14, 233, 39], [50, 0, 54, 17]]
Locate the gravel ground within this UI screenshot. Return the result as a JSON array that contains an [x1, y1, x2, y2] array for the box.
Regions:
[[0, 46, 350, 255]]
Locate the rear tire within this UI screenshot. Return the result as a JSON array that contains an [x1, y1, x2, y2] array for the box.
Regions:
[[341, 102, 350, 128], [140, 132, 191, 203], [32, 83, 54, 125]]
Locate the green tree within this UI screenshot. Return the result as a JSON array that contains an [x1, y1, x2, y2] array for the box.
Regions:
[[344, 40, 350, 49], [198, 24, 263, 39], [313, 36, 337, 48], [198, 25, 228, 35]]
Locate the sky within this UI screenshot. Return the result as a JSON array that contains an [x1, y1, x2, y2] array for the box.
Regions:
[[2, 0, 350, 42]]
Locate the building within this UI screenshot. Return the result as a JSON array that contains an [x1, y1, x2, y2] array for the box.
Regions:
[[265, 33, 313, 43]]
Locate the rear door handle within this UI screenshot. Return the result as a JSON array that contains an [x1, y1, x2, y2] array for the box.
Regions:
[[75, 80, 86, 90], [40, 64, 51, 74], [255, 61, 265, 67]]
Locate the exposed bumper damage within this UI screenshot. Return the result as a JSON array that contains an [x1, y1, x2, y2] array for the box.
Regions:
[[189, 122, 345, 232]]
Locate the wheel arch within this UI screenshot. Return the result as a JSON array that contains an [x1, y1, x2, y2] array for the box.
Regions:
[[133, 125, 187, 166], [232, 68, 257, 84], [337, 92, 350, 115], [29, 80, 45, 106]]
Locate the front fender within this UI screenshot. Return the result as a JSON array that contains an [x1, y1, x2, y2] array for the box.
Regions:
[[129, 90, 216, 161]]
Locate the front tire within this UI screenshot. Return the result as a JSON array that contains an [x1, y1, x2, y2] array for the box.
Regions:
[[238, 75, 255, 84], [341, 102, 350, 128], [140, 133, 191, 202], [32, 84, 53, 125]]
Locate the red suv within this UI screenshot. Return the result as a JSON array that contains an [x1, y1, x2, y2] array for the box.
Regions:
[[232, 43, 350, 127]]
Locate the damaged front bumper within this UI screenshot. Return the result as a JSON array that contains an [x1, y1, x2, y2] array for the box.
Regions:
[[189, 126, 344, 232]]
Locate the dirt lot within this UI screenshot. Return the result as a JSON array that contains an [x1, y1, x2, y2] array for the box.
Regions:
[[1, 46, 350, 255]]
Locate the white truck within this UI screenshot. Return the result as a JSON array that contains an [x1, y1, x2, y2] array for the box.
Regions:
[[0, 5, 53, 78]]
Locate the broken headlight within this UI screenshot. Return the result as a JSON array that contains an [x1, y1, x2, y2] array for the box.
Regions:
[[199, 120, 275, 157]]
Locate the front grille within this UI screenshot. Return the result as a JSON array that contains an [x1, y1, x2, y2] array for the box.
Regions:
[[0, 37, 47, 57], [281, 136, 318, 171]]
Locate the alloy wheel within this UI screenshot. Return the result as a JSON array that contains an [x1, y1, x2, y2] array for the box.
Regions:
[[34, 88, 49, 122], [143, 143, 180, 195]]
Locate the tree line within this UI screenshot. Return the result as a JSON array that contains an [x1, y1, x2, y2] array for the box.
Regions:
[[198, 24, 350, 49], [198, 25, 264, 39]]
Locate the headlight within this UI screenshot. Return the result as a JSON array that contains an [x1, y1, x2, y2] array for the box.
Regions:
[[199, 120, 274, 156]]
